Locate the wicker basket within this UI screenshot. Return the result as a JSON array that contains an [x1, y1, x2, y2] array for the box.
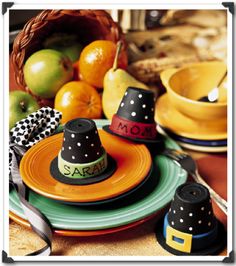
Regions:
[[11, 9, 124, 106]]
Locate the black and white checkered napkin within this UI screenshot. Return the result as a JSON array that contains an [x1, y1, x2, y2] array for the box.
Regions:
[[9, 107, 62, 256]]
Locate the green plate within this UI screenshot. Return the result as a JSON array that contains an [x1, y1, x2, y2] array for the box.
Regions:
[[9, 120, 187, 230]]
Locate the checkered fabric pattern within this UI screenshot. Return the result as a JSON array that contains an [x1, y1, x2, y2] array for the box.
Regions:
[[9, 107, 62, 175]]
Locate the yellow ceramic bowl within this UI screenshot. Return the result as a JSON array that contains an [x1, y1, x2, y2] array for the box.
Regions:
[[160, 61, 227, 121]]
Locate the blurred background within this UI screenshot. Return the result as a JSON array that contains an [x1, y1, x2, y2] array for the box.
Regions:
[[10, 9, 227, 85]]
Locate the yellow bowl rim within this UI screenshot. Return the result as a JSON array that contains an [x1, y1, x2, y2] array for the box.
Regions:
[[166, 61, 227, 108]]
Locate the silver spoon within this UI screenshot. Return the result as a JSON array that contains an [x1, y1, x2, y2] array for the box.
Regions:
[[198, 71, 227, 103]]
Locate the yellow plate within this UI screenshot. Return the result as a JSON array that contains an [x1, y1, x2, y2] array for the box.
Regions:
[[155, 94, 227, 141]]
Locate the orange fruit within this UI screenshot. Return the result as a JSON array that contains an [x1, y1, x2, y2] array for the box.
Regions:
[[54, 81, 102, 124], [78, 40, 128, 88]]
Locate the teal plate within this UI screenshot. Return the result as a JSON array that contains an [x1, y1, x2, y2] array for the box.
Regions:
[[9, 148, 187, 230], [9, 120, 187, 230]]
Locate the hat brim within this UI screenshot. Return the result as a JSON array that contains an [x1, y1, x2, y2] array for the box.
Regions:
[[103, 125, 163, 145], [50, 154, 117, 185], [50, 163, 155, 206], [155, 217, 227, 255]]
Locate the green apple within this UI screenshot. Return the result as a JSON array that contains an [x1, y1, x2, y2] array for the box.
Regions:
[[23, 49, 73, 99], [43, 33, 83, 63], [9, 91, 39, 130]]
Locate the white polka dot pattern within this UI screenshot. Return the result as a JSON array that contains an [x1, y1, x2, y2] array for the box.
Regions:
[[167, 183, 216, 235], [61, 119, 103, 164], [116, 87, 156, 123]]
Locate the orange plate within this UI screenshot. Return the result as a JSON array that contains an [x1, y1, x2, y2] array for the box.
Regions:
[[20, 130, 152, 203], [9, 211, 158, 237]]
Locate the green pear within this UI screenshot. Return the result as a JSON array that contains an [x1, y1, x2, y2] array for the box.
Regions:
[[103, 42, 148, 120]]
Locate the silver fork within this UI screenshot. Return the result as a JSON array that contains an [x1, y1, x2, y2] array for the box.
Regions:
[[162, 148, 227, 215]]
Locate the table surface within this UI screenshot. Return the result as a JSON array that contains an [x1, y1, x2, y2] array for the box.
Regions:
[[9, 150, 227, 257]]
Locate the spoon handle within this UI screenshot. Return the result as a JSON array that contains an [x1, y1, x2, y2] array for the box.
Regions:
[[217, 71, 227, 88]]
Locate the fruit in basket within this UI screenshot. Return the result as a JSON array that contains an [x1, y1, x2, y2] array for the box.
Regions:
[[23, 49, 73, 99], [54, 81, 102, 124], [43, 33, 83, 63], [9, 90, 39, 130], [102, 42, 149, 120], [78, 40, 128, 88]]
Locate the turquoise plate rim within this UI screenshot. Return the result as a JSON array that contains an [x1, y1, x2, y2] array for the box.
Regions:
[[9, 119, 187, 230]]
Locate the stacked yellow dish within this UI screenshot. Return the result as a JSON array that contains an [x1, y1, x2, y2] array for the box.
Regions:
[[155, 61, 227, 152]]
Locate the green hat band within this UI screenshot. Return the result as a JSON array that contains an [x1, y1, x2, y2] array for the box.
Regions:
[[58, 150, 108, 179]]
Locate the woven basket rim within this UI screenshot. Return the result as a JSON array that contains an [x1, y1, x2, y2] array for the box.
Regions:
[[11, 9, 124, 99]]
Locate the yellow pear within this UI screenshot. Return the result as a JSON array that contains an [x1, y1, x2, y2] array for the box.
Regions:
[[102, 42, 149, 120]]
